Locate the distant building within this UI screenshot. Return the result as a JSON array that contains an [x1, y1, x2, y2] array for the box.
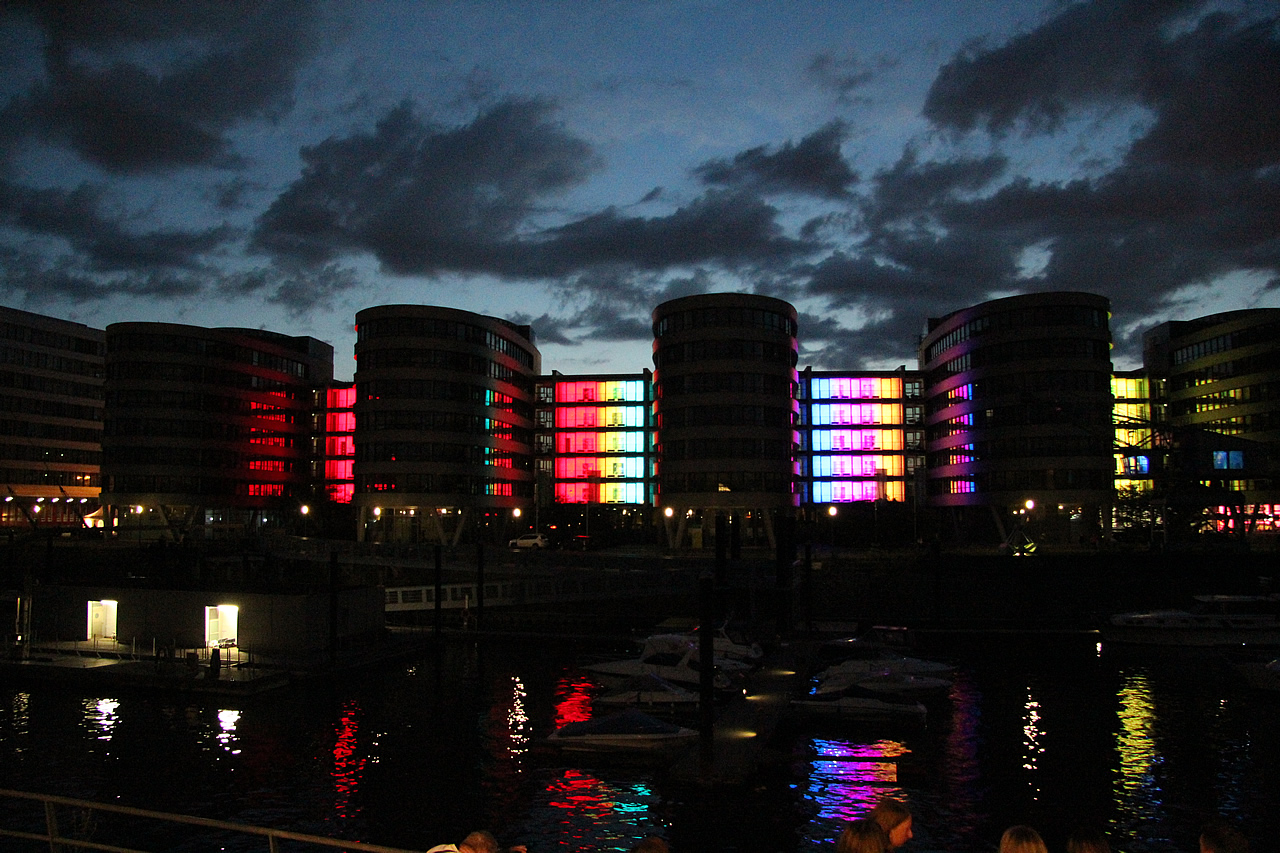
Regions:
[[531, 371, 655, 545], [0, 306, 104, 533], [652, 293, 799, 549], [101, 323, 334, 540], [352, 305, 540, 544], [797, 367, 925, 505], [1143, 309, 1280, 533], [1112, 369, 1155, 494], [919, 292, 1114, 544]]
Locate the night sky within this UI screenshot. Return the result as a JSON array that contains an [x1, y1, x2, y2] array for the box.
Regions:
[[1, 1, 1276, 380]]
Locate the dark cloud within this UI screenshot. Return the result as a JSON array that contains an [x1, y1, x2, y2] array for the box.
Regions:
[[252, 98, 601, 272], [923, 0, 1203, 136], [255, 99, 816, 279], [0, 246, 205, 304], [218, 263, 362, 317], [3, 0, 319, 173], [693, 122, 858, 199], [0, 179, 233, 271]]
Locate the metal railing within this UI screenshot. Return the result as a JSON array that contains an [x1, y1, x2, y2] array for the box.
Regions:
[[0, 788, 423, 853]]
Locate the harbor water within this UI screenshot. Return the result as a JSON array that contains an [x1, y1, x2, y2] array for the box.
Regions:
[[2, 631, 1277, 852]]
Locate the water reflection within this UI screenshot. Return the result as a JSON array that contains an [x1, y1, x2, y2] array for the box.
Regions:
[[553, 672, 597, 727], [1022, 688, 1044, 798], [331, 699, 365, 820], [795, 735, 909, 848], [1114, 671, 1166, 833], [941, 671, 985, 847], [216, 709, 241, 754], [84, 697, 120, 741], [526, 768, 661, 853]]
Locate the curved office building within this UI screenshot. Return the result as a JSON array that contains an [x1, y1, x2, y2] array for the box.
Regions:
[[919, 292, 1113, 542], [652, 293, 799, 547], [353, 305, 540, 544], [102, 323, 334, 538]]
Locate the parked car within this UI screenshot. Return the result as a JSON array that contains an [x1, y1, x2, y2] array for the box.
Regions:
[[508, 533, 550, 549]]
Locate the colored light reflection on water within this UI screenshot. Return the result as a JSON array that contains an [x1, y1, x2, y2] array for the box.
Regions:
[[802, 737, 909, 822], [525, 768, 661, 853], [1114, 671, 1165, 829], [330, 699, 365, 820], [553, 672, 597, 727]]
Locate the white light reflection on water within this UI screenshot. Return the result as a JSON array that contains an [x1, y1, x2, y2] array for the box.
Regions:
[[1022, 689, 1045, 798], [1114, 671, 1166, 833], [84, 698, 120, 741], [216, 709, 241, 754]]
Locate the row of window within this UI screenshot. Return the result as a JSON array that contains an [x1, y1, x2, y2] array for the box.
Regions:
[[536, 406, 647, 429], [661, 437, 793, 461], [929, 468, 1111, 494], [356, 409, 527, 443], [658, 404, 795, 429], [805, 428, 923, 451], [659, 471, 794, 494], [357, 347, 530, 390], [654, 339, 797, 368], [654, 307, 797, 338], [808, 403, 921, 426], [1192, 411, 1280, 436], [0, 321, 102, 356], [357, 473, 533, 497], [927, 402, 1111, 440], [924, 305, 1107, 363], [106, 475, 299, 496], [105, 418, 301, 445], [810, 480, 907, 503], [107, 333, 312, 378], [0, 367, 101, 400], [1170, 381, 1280, 417], [555, 457, 646, 479], [555, 482, 648, 504], [927, 371, 1111, 415], [106, 446, 299, 471], [0, 419, 101, 443], [360, 380, 530, 419], [107, 390, 301, 422], [0, 468, 98, 486], [356, 442, 529, 469], [803, 376, 913, 401], [0, 393, 101, 422], [1171, 349, 1280, 390], [927, 338, 1110, 383], [107, 362, 306, 398], [1171, 320, 1280, 366], [536, 380, 648, 404], [659, 372, 795, 398], [356, 317, 536, 369], [927, 433, 1112, 466], [543, 431, 650, 454], [0, 444, 101, 465]]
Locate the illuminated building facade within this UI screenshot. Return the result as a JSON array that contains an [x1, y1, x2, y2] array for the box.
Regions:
[[652, 293, 799, 548], [0, 307, 104, 531], [1143, 309, 1280, 531], [920, 292, 1114, 542], [797, 368, 925, 505], [1112, 370, 1155, 494], [533, 372, 654, 506], [353, 305, 540, 544], [318, 382, 355, 504], [101, 323, 334, 538]]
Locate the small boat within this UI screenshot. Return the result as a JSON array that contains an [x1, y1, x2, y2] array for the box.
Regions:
[[546, 709, 700, 754], [1102, 595, 1280, 647], [595, 673, 700, 708], [814, 669, 952, 697], [583, 635, 734, 691], [791, 683, 927, 724]]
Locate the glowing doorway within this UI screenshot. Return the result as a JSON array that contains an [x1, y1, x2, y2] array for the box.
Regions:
[[205, 604, 239, 648], [86, 599, 118, 640]]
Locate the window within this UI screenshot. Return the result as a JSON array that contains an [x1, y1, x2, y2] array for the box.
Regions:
[[1212, 451, 1244, 470]]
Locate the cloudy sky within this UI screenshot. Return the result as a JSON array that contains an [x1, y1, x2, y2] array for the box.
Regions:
[[1, 0, 1276, 380]]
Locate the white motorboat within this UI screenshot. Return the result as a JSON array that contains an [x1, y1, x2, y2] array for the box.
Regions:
[[791, 683, 927, 724], [814, 669, 952, 697], [595, 673, 700, 708], [583, 635, 734, 691], [546, 709, 700, 754], [1102, 595, 1280, 646], [637, 633, 756, 673]]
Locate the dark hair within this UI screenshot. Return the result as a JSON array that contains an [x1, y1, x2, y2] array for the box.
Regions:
[[999, 825, 1048, 853], [1201, 821, 1249, 853], [1066, 827, 1110, 853], [869, 798, 912, 833]]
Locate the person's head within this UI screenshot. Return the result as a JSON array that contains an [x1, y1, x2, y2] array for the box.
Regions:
[[630, 837, 669, 853], [1200, 821, 1249, 853], [460, 831, 498, 853], [837, 818, 891, 853], [869, 798, 913, 849], [1066, 827, 1110, 853], [999, 825, 1048, 853]]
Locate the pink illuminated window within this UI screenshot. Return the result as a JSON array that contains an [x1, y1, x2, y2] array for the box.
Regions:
[[556, 458, 603, 479]]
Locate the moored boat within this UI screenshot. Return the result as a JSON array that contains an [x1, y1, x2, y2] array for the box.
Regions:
[[790, 682, 928, 724], [1102, 595, 1280, 647], [595, 673, 700, 708], [546, 709, 700, 754]]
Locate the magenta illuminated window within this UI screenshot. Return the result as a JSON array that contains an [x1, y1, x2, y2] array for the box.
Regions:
[[555, 482, 600, 503], [556, 458, 603, 479]]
